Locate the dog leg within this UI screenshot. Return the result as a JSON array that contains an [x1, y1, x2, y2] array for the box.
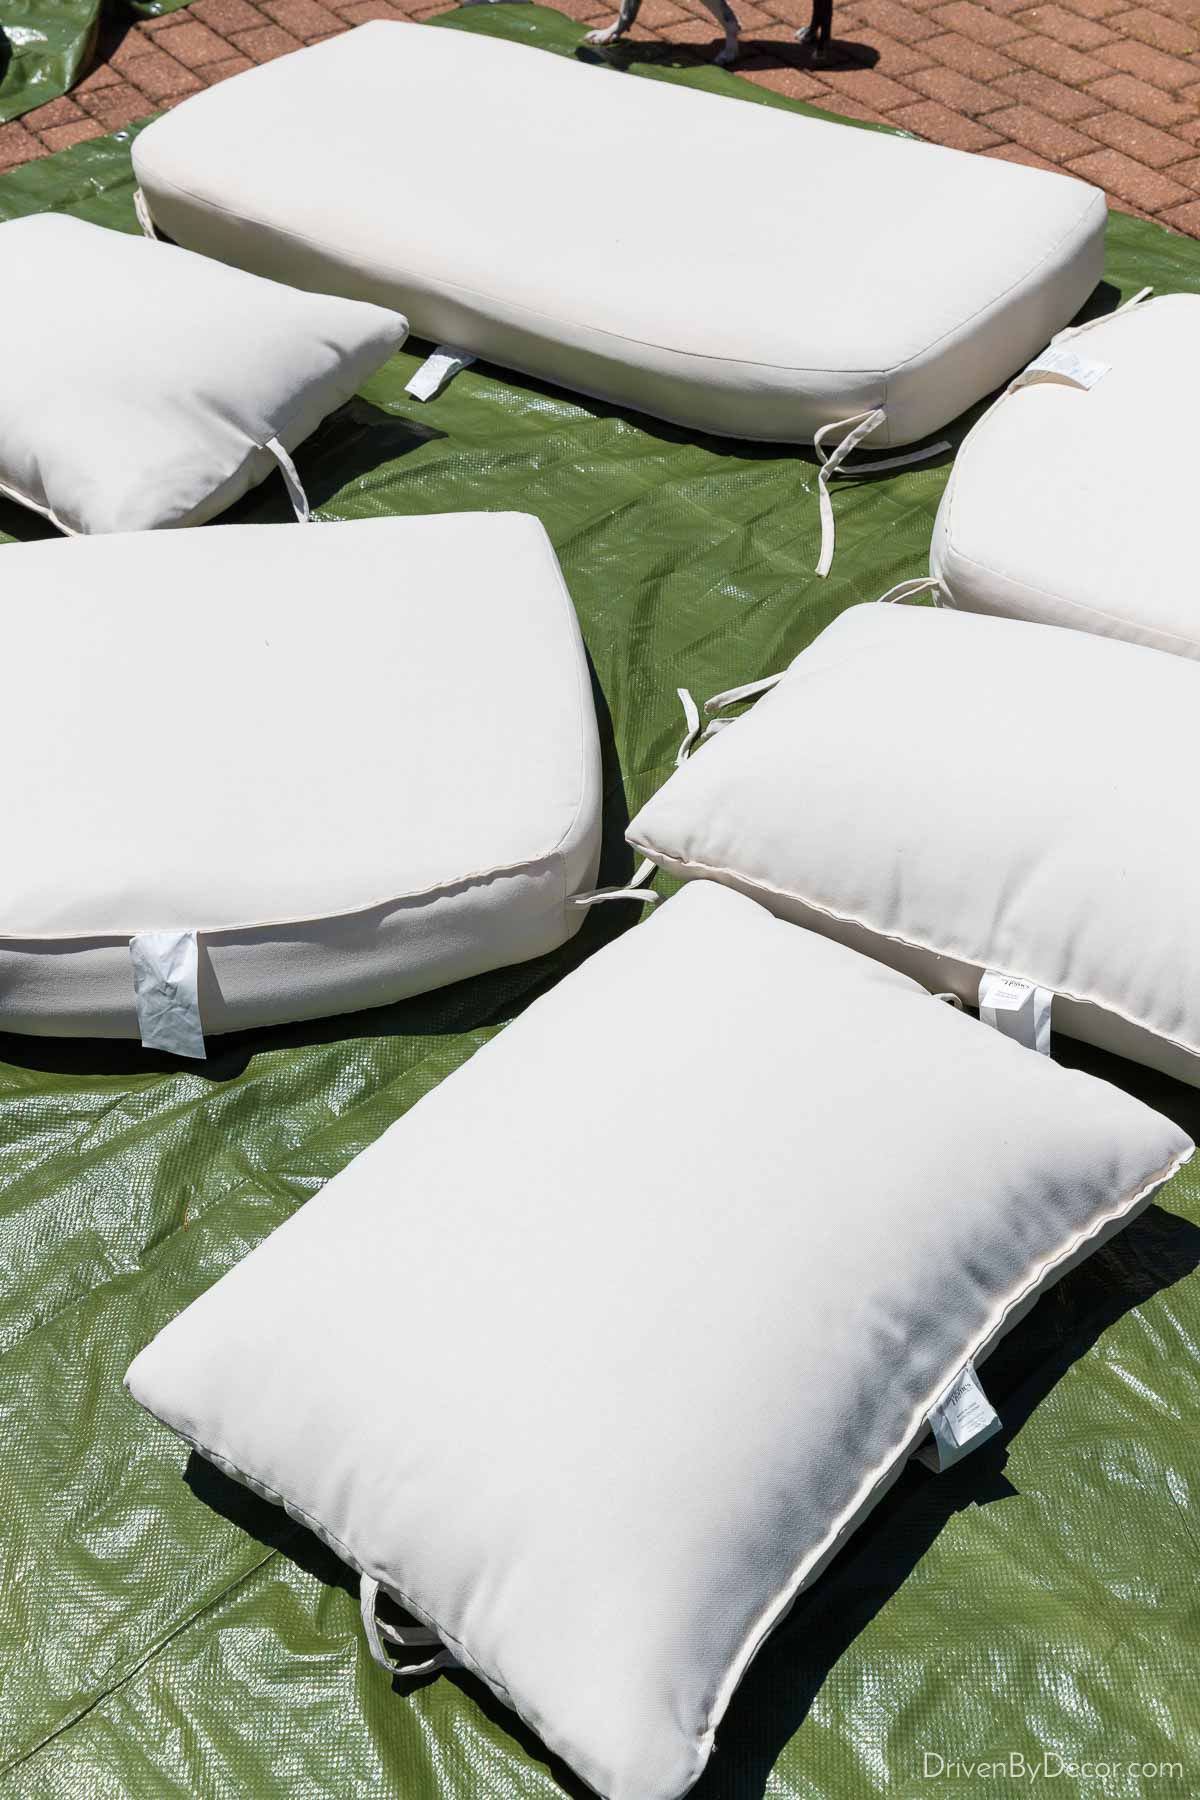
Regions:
[[796, 0, 833, 57], [697, 0, 741, 63], [585, 0, 643, 46]]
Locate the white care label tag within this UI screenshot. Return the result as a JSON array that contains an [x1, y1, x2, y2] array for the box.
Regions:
[[979, 969, 1053, 1055], [129, 930, 206, 1060], [1014, 345, 1109, 393], [917, 1362, 1001, 1472], [405, 346, 475, 402]]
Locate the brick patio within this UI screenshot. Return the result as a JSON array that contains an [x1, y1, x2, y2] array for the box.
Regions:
[[1, 0, 1198, 235]]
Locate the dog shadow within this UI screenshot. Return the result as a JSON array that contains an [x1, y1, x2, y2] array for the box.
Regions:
[[179, 1192, 1200, 1798], [578, 36, 879, 74]]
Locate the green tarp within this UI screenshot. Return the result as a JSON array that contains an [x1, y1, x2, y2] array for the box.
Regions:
[[0, 0, 188, 127], [2, 10, 1199, 1794]]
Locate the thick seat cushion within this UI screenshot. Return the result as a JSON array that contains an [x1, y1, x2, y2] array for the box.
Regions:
[[131, 22, 1106, 448], [126, 880, 1190, 1800], [931, 294, 1200, 658], [628, 601, 1200, 1085], [0, 514, 600, 1040], [0, 214, 406, 534]]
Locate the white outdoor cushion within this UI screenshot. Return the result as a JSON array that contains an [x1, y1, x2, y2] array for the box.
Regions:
[[0, 214, 407, 534], [629, 600, 1200, 1086], [131, 21, 1106, 450], [930, 294, 1200, 659], [0, 514, 600, 1048], [125, 879, 1190, 1800]]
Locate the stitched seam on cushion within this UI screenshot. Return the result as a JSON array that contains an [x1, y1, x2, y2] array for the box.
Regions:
[[146, 1142, 1190, 1787], [887, 186, 1104, 377], [133, 170, 902, 383], [122, 1411, 608, 1788], [0, 444, 278, 536], [0, 858, 557, 944], [129, 1416, 510, 1694], [137, 158, 1100, 381], [627, 846, 1200, 1065], [699, 1139, 1192, 1750], [946, 540, 1200, 659], [940, 359, 1200, 657], [0, 524, 592, 943], [0, 318, 408, 538], [0, 474, 76, 536]]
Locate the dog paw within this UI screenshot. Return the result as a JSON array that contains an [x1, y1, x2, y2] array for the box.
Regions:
[[584, 23, 622, 42], [714, 44, 738, 63]]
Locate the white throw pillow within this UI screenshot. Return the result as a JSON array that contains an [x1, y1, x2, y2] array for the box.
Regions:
[[930, 294, 1200, 659], [0, 515, 600, 1052], [628, 601, 1200, 1085], [131, 22, 1104, 450], [126, 880, 1190, 1800], [0, 214, 407, 534]]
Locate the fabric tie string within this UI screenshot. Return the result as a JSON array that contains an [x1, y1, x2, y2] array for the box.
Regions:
[[813, 409, 951, 579], [265, 437, 312, 523], [360, 1576, 456, 1678], [133, 188, 158, 241]]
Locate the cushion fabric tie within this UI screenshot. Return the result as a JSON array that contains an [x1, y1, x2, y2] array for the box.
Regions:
[[1049, 285, 1152, 350], [877, 576, 947, 607], [360, 1575, 456, 1677], [813, 409, 951, 579], [405, 347, 475, 402], [129, 929, 206, 1060], [133, 188, 158, 241], [704, 671, 787, 718], [264, 437, 312, 523], [569, 691, 706, 908], [569, 855, 659, 910]]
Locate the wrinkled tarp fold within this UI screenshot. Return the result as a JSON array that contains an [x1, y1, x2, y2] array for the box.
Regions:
[[1, 9, 1198, 1796], [0, 0, 188, 127]]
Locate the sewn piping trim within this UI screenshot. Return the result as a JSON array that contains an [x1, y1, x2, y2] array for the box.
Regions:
[[700, 1140, 1192, 1749], [135, 160, 1100, 384], [0, 535, 593, 943], [626, 846, 1200, 1067]]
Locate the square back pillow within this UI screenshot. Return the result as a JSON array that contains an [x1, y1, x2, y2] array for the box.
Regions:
[[0, 214, 407, 533], [127, 881, 1190, 1800], [629, 601, 1200, 1087]]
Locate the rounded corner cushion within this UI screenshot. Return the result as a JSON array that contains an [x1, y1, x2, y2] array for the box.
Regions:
[[0, 515, 601, 1040], [132, 21, 1106, 447], [931, 294, 1200, 658]]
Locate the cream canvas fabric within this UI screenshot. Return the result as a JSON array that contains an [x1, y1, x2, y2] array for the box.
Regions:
[[0, 214, 407, 534], [126, 880, 1191, 1800], [0, 515, 601, 1041], [931, 294, 1200, 658], [131, 22, 1105, 448], [629, 602, 1200, 1085]]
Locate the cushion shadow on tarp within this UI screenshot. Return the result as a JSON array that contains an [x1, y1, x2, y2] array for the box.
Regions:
[[1, 8, 1199, 1796]]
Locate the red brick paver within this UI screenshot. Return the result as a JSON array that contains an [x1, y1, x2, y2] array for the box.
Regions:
[[7, 0, 1200, 237]]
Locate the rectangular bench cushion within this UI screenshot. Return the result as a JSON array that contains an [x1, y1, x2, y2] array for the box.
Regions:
[[126, 880, 1190, 1800], [629, 601, 1200, 1085], [0, 214, 407, 534], [131, 21, 1105, 448]]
